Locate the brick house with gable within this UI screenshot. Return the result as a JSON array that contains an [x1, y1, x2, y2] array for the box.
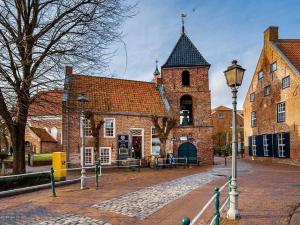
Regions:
[[243, 26, 300, 161], [25, 90, 63, 153], [62, 25, 214, 166], [211, 106, 244, 148]]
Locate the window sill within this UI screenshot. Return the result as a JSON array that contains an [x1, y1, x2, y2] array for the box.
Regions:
[[104, 136, 115, 138]]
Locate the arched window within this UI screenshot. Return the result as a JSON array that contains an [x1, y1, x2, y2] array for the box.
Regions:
[[180, 95, 193, 125], [181, 70, 190, 86], [51, 127, 58, 140]]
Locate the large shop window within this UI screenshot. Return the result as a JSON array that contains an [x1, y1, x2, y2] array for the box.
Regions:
[[81, 118, 92, 137], [104, 118, 115, 138], [81, 147, 94, 166], [277, 102, 286, 123], [151, 127, 161, 155], [99, 147, 111, 165]]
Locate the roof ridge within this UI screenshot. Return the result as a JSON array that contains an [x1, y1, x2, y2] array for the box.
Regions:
[[72, 73, 155, 85]]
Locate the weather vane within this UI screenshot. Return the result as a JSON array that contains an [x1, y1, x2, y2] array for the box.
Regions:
[[155, 59, 159, 67], [181, 13, 187, 33]]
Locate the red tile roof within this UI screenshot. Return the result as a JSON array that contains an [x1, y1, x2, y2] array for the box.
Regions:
[[68, 75, 167, 116], [30, 127, 57, 142], [29, 90, 63, 116], [212, 105, 231, 112], [277, 40, 300, 72]]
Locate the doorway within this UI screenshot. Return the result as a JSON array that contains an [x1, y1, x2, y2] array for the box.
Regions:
[[130, 129, 144, 159], [178, 142, 197, 164]]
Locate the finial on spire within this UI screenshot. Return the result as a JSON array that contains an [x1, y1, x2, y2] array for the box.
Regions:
[[181, 13, 187, 33], [153, 59, 160, 76]]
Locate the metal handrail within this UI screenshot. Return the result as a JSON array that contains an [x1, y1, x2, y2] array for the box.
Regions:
[[182, 176, 232, 225]]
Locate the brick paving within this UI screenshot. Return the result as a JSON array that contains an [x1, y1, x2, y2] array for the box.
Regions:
[[0, 157, 300, 225]]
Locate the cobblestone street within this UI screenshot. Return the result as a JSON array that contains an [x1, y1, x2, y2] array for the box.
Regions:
[[1, 158, 300, 225]]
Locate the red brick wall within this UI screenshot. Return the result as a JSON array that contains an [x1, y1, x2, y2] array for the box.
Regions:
[[162, 66, 214, 164]]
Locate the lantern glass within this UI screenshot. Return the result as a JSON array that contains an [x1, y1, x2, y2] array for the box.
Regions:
[[224, 60, 245, 87]]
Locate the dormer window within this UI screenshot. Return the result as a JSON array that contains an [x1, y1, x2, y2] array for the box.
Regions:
[[182, 70, 190, 86], [270, 62, 277, 72]]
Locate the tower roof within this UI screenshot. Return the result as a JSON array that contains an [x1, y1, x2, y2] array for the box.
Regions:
[[162, 32, 210, 68]]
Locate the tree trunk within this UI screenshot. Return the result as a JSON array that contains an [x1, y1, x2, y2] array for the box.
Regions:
[[160, 139, 167, 158], [11, 125, 26, 174]]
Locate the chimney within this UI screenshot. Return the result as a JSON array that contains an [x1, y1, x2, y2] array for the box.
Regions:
[[264, 26, 278, 44], [65, 66, 73, 76]]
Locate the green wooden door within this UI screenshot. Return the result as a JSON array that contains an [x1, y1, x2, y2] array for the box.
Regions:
[[178, 143, 197, 164]]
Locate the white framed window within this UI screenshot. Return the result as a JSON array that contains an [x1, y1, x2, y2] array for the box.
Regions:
[[263, 135, 269, 156], [252, 136, 256, 156], [282, 76, 290, 89], [251, 111, 256, 128], [264, 85, 271, 96], [277, 133, 285, 157], [104, 118, 115, 138], [270, 62, 277, 72], [99, 147, 111, 165], [250, 92, 255, 102], [277, 102, 286, 123], [151, 127, 160, 155], [218, 113, 224, 119], [258, 70, 264, 79], [81, 147, 94, 166], [81, 118, 92, 137]]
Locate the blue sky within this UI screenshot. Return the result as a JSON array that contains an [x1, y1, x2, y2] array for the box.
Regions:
[[103, 0, 300, 109]]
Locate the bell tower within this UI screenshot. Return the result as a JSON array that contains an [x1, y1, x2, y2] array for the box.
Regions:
[[161, 16, 213, 164]]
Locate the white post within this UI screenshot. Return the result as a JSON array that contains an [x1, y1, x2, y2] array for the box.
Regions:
[[227, 87, 240, 219], [80, 168, 88, 190]]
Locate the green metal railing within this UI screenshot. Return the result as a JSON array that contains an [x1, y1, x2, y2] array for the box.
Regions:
[[181, 176, 232, 225]]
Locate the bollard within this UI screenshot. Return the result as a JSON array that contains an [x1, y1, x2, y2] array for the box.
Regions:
[[80, 168, 88, 190], [228, 176, 232, 208], [182, 217, 190, 225], [95, 163, 99, 189], [214, 187, 220, 225], [50, 167, 56, 197]]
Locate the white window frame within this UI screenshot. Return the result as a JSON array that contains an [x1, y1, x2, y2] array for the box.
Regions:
[[282, 76, 290, 89], [277, 133, 285, 157], [277, 102, 286, 123], [250, 92, 255, 102], [263, 135, 269, 156], [80, 118, 93, 138], [264, 85, 271, 96], [270, 61, 277, 72], [81, 147, 94, 166], [252, 136, 256, 156], [151, 127, 160, 155], [130, 128, 144, 158], [104, 118, 115, 138], [251, 111, 256, 128], [99, 147, 112, 165], [258, 70, 264, 79], [218, 112, 224, 119]]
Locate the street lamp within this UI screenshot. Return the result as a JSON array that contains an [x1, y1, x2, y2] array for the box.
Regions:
[[77, 93, 88, 189], [224, 60, 245, 220]]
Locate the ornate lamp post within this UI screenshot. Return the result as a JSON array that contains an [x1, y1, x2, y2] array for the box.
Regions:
[[224, 60, 245, 219], [77, 93, 88, 189]]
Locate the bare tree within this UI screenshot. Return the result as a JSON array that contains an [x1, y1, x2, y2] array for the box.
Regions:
[[83, 111, 103, 161], [0, 119, 9, 152], [0, 0, 135, 174], [151, 114, 177, 158]]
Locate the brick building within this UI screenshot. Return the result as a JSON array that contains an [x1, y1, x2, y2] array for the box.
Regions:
[[211, 106, 244, 148], [62, 25, 214, 166], [243, 26, 300, 161], [26, 90, 63, 153]]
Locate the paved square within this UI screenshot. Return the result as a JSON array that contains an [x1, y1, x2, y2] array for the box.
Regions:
[[93, 172, 217, 219]]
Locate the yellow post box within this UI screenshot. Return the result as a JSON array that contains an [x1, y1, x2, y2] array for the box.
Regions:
[[52, 152, 67, 181]]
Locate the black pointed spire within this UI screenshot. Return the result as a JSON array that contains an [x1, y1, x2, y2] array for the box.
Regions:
[[153, 59, 160, 76], [181, 13, 187, 34]]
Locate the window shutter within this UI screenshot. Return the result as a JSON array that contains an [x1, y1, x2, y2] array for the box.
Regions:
[[273, 133, 278, 158], [284, 132, 290, 158], [257, 135, 263, 157], [248, 136, 252, 156], [267, 134, 273, 157]]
